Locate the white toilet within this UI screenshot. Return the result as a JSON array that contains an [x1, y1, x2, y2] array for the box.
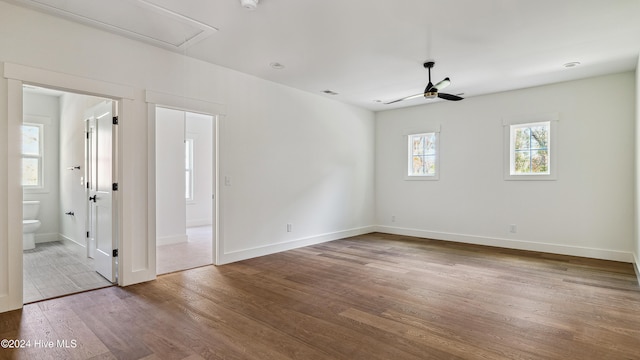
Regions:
[[23, 201, 41, 250]]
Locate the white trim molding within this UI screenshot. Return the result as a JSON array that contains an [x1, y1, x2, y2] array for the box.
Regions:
[[375, 225, 635, 263], [217, 226, 376, 265], [145, 90, 226, 116], [0, 77, 24, 313], [4, 63, 134, 100], [634, 253, 640, 285]]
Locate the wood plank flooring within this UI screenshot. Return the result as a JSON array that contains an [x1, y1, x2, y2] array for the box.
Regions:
[[1, 232, 639, 359]]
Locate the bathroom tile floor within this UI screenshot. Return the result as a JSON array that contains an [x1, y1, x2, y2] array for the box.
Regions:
[[23, 240, 112, 303], [23, 226, 213, 303], [156, 225, 213, 275]]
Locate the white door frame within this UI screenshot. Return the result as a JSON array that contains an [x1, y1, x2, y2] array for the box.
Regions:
[[1, 63, 133, 311], [145, 90, 225, 270]]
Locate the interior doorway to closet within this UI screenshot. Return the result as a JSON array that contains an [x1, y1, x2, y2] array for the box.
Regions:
[[155, 107, 215, 274]]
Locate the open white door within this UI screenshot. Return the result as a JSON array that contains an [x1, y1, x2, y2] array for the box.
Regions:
[[86, 100, 117, 283]]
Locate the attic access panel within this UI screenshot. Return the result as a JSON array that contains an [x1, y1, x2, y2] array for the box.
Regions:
[[21, 0, 217, 50]]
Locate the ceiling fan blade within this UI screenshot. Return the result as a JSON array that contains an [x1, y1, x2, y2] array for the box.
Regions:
[[433, 77, 451, 91], [384, 93, 424, 105], [438, 92, 464, 101]]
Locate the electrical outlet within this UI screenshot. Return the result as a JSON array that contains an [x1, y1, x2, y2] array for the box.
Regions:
[[509, 224, 517, 233], [391, 215, 396, 223], [286, 223, 292, 232]]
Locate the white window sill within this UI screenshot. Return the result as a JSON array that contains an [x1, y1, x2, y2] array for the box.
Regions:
[[404, 175, 440, 181], [504, 173, 556, 181]]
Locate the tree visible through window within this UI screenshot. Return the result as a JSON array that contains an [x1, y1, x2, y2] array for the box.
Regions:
[[21, 124, 43, 187], [511, 122, 550, 175], [408, 132, 438, 177]]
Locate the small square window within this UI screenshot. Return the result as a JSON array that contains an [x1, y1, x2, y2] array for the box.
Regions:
[[406, 132, 439, 180]]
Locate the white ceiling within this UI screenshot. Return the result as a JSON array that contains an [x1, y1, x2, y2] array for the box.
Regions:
[[8, 0, 640, 111]]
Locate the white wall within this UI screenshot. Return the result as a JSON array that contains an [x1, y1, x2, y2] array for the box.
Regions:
[[0, 1, 376, 312], [59, 92, 105, 246], [376, 72, 636, 262], [23, 91, 60, 243], [185, 111, 214, 228], [155, 107, 188, 245], [219, 77, 375, 261]]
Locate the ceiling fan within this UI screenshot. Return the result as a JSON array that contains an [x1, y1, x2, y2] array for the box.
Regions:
[[385, 61, 463, 104]]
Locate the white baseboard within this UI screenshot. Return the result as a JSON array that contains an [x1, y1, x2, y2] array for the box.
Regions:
[[34, 233, 59, 244], [374, 226, 635, 263], [634, 253, 640, 285], [217, 226, 376, 265], [213, 224, 635, 266], [187, 219, 213, 228], [157, 234, 188, 246], [60, 234, 85, 248]]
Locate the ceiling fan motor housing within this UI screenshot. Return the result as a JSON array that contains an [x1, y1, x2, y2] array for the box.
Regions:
[[240, 0, 259, 10], [424, 91, 438, 99]]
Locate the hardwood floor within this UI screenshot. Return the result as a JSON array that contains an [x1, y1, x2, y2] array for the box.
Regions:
[[1, 233, 639, 359]]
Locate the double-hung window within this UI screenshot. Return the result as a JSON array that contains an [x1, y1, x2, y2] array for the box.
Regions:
[[511, 122, 550, 175], [504, 113, 558, 180], [21, 123, 44, 188], [406, 130, 439, 180]]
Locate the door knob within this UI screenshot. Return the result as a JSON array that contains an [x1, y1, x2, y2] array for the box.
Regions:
[[89, 195, 97, 202]]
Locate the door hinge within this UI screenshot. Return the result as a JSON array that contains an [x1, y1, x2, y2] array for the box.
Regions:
[[112, 249, 118, 257], [112, 116, 119, 125], [86, 231, 90, 238], [112, 183, 119, 191], [86, 132, 89, 139]]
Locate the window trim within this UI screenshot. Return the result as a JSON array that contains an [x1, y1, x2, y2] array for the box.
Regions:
[[21, 122, 45, 189], [405, 126, 440, 181], [503, 113, 559, 181]]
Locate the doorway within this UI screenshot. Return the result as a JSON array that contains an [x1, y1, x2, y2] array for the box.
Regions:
[[22, 86, 116, 303], [155, 107, 216, 274]]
